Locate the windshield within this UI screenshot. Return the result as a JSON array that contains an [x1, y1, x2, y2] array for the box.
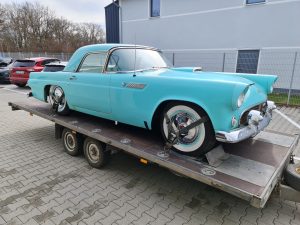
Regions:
[[107, 48, 172, 72]]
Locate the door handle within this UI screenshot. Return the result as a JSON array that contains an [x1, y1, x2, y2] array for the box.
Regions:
[[69, 75, 77, 80]]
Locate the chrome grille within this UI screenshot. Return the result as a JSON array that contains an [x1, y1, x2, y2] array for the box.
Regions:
[[239, 103, 267, 126]]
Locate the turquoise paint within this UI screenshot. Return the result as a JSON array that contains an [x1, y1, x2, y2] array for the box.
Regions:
[[28, 44, 277, 133]]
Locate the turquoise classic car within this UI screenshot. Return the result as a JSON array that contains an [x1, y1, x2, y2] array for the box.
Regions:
[[28, 44, 277, 156]]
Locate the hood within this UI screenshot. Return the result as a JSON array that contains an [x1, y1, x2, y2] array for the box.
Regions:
[[155, 67, 255, 86]]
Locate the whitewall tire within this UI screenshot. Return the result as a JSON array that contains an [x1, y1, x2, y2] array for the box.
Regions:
[[48, 85, 70, 115], [160, 102, 216, 156]]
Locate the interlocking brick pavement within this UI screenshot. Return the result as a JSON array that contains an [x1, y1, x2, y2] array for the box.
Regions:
[[0, 84, 300, 225]]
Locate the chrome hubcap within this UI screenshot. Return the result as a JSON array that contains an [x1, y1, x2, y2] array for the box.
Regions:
[[171, 112, 199, 144], [49, 86, 67, 111]]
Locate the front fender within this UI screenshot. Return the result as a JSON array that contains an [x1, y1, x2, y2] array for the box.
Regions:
[[235, 73, 278, 94], [149, 96, 218, 131]]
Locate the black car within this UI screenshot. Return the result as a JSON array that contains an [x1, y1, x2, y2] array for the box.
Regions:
[[0, 57, 14, 84]]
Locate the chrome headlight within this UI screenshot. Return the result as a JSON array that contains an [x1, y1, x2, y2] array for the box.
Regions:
[[237, 92, 245, 108]]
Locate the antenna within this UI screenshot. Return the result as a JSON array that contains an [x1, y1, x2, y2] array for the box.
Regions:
[[133, 33, 137, 77]]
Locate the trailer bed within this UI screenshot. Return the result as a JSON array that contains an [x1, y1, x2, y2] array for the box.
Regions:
[[9, 99, 299, 208]]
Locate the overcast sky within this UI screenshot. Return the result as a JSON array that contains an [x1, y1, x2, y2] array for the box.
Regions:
[[2, 0, 112, 27]]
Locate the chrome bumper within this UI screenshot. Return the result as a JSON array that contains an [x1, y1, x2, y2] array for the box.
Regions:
[[216, 101, 276, 143]]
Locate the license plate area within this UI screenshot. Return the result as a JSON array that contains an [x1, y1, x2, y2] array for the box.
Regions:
[[15, 71, 25, 74]]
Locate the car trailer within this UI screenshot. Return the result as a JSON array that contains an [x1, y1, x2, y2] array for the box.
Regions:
[[8, 99, 300, 208]]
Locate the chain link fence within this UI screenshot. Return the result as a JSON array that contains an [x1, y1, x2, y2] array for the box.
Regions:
[[1, 50, 300, 106], [0, 52, 72, 61], [164, 50, 300, 106]]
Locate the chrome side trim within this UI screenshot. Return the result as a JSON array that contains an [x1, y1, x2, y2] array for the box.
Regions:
[[123, 82, 146, 89]]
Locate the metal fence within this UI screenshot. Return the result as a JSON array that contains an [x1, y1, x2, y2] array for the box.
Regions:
[[164, 50, 300, 106], [0, 52, 72, 62], [1, 50, 300, 106]]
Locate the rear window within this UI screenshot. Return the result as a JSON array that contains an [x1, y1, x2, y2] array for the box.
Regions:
[[43, 65, 65, 72], [41, 59, 60, 66], [13, 60, 35, 67]]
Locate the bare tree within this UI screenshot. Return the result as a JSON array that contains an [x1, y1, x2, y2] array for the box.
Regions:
[[1, 1, 105, 53]]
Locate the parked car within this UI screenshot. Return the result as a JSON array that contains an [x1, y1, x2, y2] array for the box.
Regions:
[[42, 61, 68, 72], [0, 58, 14, 84], [28, 44, 277, 156], [0, 57, 13, 66], [10, 57, 59, 87]]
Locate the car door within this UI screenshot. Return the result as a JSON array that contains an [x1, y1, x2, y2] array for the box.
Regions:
[[108, 48, 150, 127], [67, 52, 111, 114]]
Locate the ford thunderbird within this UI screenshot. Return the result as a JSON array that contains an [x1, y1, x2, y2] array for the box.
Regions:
[[28, 44, 277, 156]]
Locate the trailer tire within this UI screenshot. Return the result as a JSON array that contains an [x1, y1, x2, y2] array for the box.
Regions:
[[83, 138, 110, 168], [62, 128, 82, 156], [284, 162, 300, 191]]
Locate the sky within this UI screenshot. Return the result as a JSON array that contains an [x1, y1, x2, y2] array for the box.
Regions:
[[1, 0, 112, 27]]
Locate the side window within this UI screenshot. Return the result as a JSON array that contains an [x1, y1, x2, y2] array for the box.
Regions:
[[78, 53, 107, 73], [150, 0, 160, 17], [107, 49, 135, 72]]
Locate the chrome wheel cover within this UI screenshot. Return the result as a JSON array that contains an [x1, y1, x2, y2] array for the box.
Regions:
[[49, 86, 67, 112], [163, 105, 205, 152]]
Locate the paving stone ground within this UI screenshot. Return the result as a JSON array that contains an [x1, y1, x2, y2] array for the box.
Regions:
[[0, 84, 300, 225]]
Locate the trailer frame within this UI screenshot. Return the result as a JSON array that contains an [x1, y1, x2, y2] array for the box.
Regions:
[[8, 100, 300, 208]]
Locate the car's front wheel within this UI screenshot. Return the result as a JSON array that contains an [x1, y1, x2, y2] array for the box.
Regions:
[[48, 85, 70, 115], [160, 102, 216, 157]]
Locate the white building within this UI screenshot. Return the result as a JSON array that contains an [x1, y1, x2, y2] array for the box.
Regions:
[[106, 0, 300, 90]]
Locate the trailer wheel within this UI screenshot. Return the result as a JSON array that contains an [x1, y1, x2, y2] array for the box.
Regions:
[[62, 128, 82, 156], [284, 162, 300, 191], [83, 138, 110, 168]]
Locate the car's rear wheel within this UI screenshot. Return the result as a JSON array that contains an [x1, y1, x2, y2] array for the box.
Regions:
[[48, 85, 70, 115], [160, 102, 216, 157]]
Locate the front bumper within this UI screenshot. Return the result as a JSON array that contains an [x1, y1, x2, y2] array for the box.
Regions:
[[216, 101, 276, 143]]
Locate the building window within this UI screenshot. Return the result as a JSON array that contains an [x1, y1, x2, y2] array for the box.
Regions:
[[236, 50, 260, 74], [150, 0, 160, 17], [246, 0, 266, 5]]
